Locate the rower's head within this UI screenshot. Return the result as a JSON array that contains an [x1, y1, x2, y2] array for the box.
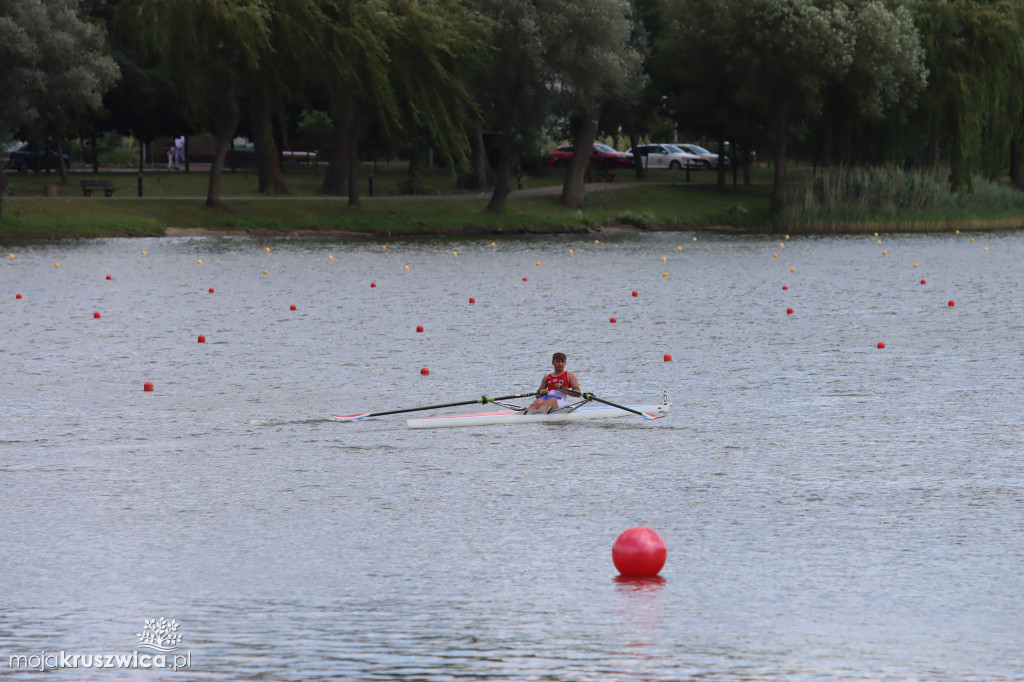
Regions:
[[552, 352, 566, 370]]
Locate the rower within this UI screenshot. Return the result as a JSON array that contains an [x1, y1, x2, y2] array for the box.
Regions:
[[525, 352, 581, 412]]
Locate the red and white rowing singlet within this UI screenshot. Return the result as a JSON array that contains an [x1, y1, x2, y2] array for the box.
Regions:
[[545, 371, 571, 392]]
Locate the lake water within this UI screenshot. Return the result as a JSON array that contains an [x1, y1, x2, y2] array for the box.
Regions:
[[1, 230, 1021, 680]]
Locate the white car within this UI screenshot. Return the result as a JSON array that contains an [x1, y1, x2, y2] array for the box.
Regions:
[[677, 143, 730, 169], [627, 144, 703, 170]]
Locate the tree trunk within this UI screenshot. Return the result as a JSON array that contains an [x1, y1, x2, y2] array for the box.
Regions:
[[487, 151, 511, 212], [1010, 134, 1023, 189], [769, 99, 791, 214], [0, 171, 7, 218], [716, 132, 726, 190], [206, 81, 240, 208], [629, 129, 644, 179], [346, 105, 361, 207], [561, 104, 601, 209], [319, 96, 354, 195], [249, 76, 289, 195], [56, 137, 68, 185]]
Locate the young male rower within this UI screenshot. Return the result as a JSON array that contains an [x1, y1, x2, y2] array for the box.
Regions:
[[526, 352, 581, 412]]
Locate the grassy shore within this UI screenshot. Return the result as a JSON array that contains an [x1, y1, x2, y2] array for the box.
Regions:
[[1, 163, 1021, 239]]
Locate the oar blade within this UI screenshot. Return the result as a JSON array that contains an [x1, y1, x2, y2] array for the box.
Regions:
[[331, 413, 372, 422]]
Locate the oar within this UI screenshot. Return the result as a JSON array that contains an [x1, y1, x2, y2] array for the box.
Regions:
[[332, 392, 536, 422], [560, 387, 663, 419]]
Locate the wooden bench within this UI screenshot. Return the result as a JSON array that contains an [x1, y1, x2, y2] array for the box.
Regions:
[[80, 179, 116, 197]]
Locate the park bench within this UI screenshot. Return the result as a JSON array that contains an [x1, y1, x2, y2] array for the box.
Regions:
[[80, 179, 116, 197]]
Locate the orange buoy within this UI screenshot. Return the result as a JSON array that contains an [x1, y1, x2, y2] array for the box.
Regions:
[[664, 353, 672, 362], [420, 367, 429, 375]]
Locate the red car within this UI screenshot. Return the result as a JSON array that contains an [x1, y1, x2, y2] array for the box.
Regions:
[[546, 143, 634, 170]]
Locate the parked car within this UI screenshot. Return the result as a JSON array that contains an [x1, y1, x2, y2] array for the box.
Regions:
[[677, 143, 730, 169], [547, 143, 634, 170], [627, 143, 703, 170], [3, 142, 70, 172]]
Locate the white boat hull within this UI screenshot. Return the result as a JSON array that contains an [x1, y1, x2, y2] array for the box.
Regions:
[[406, 403, 670, 429]]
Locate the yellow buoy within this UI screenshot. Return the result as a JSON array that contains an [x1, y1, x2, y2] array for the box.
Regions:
[[569, 249, 574, 255], [984, 247, 988, 252], [452, 251, 458, 257], [265, 247, 271, 252], [536, 262, 541, 267], [197, 259, 203, 264], [882, 251, 887, 256], [970, 238, 975, 243], [263, 270, 268, 275], [382, 245, 387, 250], [790, 267, 796, 272], [677, 246, 682, 251], [773, 253, 778, 258], [661, 257, 667, 263], [54, 263, 60, 268], [594, 240, 600, 244], [914, 263, 918, 268], [692, 237, 697, 241], [329, 255, 334, 261], [662, 272, 668, 278], [491, 242, 496, 247], [142, 250, 147, 255], [404, 265, 410, 270], [8, 254, 13, 259]]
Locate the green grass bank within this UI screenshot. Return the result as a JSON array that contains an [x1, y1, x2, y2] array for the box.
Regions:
[[1, 164, 1021, 239]]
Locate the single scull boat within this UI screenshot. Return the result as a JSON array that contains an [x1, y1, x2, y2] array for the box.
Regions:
[[407, 399, 670, 429]]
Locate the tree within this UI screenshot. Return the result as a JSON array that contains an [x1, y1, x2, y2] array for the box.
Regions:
[[540, 0, 645, 208], [119, 0, 272, 206], [0, 0, 119, 197]]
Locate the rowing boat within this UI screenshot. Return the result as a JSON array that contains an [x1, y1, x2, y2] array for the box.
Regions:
[[406, 401, 671, 429]]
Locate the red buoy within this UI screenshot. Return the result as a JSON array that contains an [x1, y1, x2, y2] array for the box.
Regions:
[[612, 527, 667, 576], [416, 325, 424, 333], [290, 304, 296, 311], [209, 287, 215, 293], [143, 382, 154, 392], [610, 317, 617, 323], [371, 282, 376, 288], [786, 307, 794, 315], [948, 300, 955, 307], [15, 293, 22, 299], [664, 353, 672, 362], [469, 297, 476, 304], [420, 367, 429, 375], [93, 311, 101, 319], [522, 277, 528, 282], [877, 342, 886, 349], [106, 275, 112, 280], [198, 334, 206, 343], [920, 280, 926, 285], [631, 290, 638, 297], [782, 285, 788, 290]]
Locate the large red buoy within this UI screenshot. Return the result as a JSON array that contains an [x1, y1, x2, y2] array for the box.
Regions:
[[15, 293, 22, 299], [416, 325, 424, 333], [143, 382, 154, 392], [209, 287, 215, 293], [469, 297, 476, 304], [786, 307, 794, 315], [93, 311, 101, 319], [610, 317, 617, 323], [664, 353, 672, 362], [612, 527, 667, 576], [632, 290, 638, 297], [420, 367, 429, 375], [290, 304, 297, 311], [877, 342, 886, 349], [371, 282, 376, 288], [198, 334, 206, 343], [948, 300, 955, 307]]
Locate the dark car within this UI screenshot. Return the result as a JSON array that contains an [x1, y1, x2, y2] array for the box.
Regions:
[[547, 143, 634, 170], [3, 142, 70, 172]]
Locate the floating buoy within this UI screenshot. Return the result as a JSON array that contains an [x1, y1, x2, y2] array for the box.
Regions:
[[198, 334, 206, 343], [106, 275, 112, 280], [54, 263, 60, 268], [791, 267, 796, 272], [265, 247, 271, 252], [469, 297, 476, 304], [631, 290, 638, 297], [8, 254, 13, 259], [522, 277, 528, 282], [209, 287, 215, 293], [141, 250, 147, 255], [661, 257, 667, 263], [664, 353, 672, 362], [948, 300, 955, 307], [143, 382, 154, 392], [568, 249, 574, 255], [416, 325, 424, 333], [16, 293, 22, 299], [420, 367, 429, 376], [662, 272, 668, 278], [263, 270, 268, 275], [370, 282, 376, 288], [290, 304, 296, 311], [404, 265, 409, 270], [984, 247, 988, 252], [491, 242, 496, 247], [882, 251, 888, 256], [197, 259, 202, 264], [610, 317, 617, 323], [914, 263, 919, 268], [920, 279, 926, 285], [536, 261, 541, 267], [452, 251, 458, 257], [381, 245, 387, 250], [692, 236, 697, 241], [93, 311, 101, 319], [773, 253, 778, 258], [782, 285, 788, 290], [677, 246, 682, 251], [594, 240, 600, 244], [786, 307, 794, 315], [877, 342, 886, 349], [612, 527, 666, 577], [970, 238, 975, 243], [329, 255, 334, 261]]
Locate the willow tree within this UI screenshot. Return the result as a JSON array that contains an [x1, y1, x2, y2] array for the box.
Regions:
[[916, 0, 1024, 190], [540, 0, 645, 209], [119, 0, 271, 206]]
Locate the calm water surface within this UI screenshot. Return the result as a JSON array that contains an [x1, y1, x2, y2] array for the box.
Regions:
[[1, 230, 1021, 680]]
